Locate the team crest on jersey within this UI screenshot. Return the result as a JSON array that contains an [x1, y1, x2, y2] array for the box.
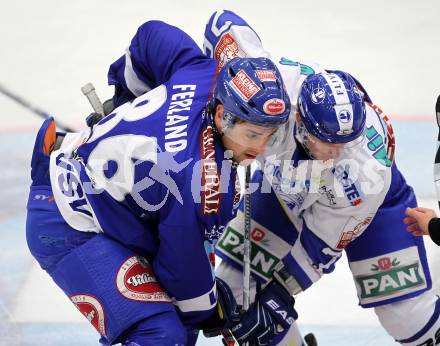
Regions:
[[116, 256, 171, 302], [263, 99, 286, 115], [256, 70, 276, 82], [229, 69, 261, 101], [70, 294, 106, 336], [215, 32, 239, 68], [201, 125, 220, 214]]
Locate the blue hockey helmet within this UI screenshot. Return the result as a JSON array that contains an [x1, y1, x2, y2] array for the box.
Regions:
[[213, 57, 291, 128], [297, 70, 366, 144]]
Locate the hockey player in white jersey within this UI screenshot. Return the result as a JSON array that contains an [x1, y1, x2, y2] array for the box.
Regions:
[[203, 10, 439, 346]]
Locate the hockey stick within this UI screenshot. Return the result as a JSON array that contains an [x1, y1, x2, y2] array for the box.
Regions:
[[434, 95, 440, 209], [242, 164, 252, 346], [81, 83, 104, 116], [216, 167, 252, 346], [0, 83, 75, 132]]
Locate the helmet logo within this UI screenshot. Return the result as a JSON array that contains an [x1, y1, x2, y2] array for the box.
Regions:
[[335, 105, 354, 135], [256, 70, 277, 82], [338, 109, 351, 123], [229, 69, 261, 101], [311, 87, 326, 104], [263, 98, 286, 115]]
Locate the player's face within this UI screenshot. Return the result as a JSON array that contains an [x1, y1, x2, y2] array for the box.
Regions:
[[303, 134, 344, 161], [215, 105, 277, 165], [223, 122, 277, 164]]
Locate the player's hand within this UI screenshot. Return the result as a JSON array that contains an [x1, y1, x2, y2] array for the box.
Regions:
[[231, 281, 297, 345], [404, 207, 438, 236]]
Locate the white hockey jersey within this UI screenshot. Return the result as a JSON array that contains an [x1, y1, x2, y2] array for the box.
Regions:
[[206, 10, 403, 292]]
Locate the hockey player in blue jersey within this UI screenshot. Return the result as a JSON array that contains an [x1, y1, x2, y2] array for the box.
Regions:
[[26, 20, 298, 345], [199, 10, 439, 346]]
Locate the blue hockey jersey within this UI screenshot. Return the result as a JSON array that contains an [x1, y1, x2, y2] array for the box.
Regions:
[[49, 21, 240, 326]]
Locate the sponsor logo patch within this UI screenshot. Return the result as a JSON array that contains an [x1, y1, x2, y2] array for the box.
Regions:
[[251, 227, 265, 242], [216, 226, 279, 280], [229, 69, 261, 101], [351, 247, 427, 304], [70, 294, 106, 336], [215, 33, 239, 68], [355, 258, 424, 299], [200, 125, 220, 214], [263, 98, 286, 115], [256, 70, 276, 82], [332, 164, 363, 206], [116, 256, 171, 302]]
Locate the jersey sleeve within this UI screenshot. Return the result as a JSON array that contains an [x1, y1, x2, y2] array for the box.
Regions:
[[153, 215, 217, 326], [203, 10, 271, 65], [148, 176, 216, 326], [128, 150, 217, 325], [108, 20, 207, 107]]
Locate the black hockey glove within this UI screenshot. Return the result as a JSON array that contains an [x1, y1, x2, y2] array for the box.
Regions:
[[231, 280, 297, 346], [85, 99, 115, 128]]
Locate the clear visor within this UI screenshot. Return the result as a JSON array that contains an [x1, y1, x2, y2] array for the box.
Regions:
[[295, 119, 364, 160], [221, 111, 289, 149]]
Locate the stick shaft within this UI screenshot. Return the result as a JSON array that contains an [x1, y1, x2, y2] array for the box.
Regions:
[[0, 83, 74, 132], [243, 165, 252, 311]]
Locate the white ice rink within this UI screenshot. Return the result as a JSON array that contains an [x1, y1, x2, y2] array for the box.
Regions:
[[1, 0, 440, 345]]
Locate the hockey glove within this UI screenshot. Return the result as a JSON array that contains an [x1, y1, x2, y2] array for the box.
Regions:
[[231, 280, 297, 346], [202, 277, 241, 337]]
